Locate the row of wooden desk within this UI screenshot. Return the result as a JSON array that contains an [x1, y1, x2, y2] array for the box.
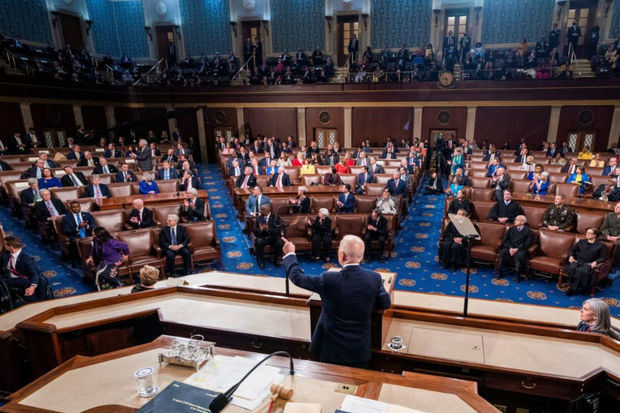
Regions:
[[97, 189, 208, 211]]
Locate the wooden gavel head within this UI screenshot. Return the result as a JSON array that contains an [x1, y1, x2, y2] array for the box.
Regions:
[[270, 383, 293, 400]]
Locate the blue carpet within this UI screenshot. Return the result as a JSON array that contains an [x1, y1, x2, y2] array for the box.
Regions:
[[2, 164, 618, 317]]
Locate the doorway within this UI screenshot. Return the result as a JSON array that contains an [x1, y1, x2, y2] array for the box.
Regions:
[[315, 128, 338, 149], [155, 26, 176, 66], [337, 15, 359, 67], [57, 13, 84, 50], [566, 0, 598, 57], [241, 21, 261, 67], [567, 130, 597, 153], [443, 9, 468, 44], [430, 129, 457, 143]]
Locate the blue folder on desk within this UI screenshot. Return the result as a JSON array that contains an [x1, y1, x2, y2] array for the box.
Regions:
[[137, 381, 218, 412]]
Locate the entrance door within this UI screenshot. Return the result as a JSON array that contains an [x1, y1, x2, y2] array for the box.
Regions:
[[430, 129, 457, 143], [315, 128, 338, 149], [58, 13, 84, 50], [566, 0, 598, 57], [337, 16, 359, 67], [443, 9, 468, 47], [241, 21, 261, 66], [567, 130, 597, 153], [155, 26, 176, 66]]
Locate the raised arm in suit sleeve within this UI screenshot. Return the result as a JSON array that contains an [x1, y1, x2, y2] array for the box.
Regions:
[[283, 254, 325, 294]]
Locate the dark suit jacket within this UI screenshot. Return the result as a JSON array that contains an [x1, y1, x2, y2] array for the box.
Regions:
[[181, 198, 206, 221], [338, 192, 355, 213], [0, 250, 41, 286], [104, 149, 123, 158], [381, 151, 397, 159], [159, 225, 190, 250], [0, 161, 12, 171], [66, 151, 84, 160], [156, 168, 179, 180], [78, 157, 100, 167], [284, 255, 390, 364], [264, 144, 281, 158], [22, 166, 43, 179], [160, 154, 178, 163], [254, 214, 283, 238], [228, 165, 243, 177], [561, 164, 578, 174], [501, 226, 531, 251], [179, 176, 201, 191], [387, 178, 407, 196], [93, 164, 118, 174], [488, 201, 524, 223], [546, 148, 559, 158], [127, 208, 155, 229], [137, 146, 153, 171], [34, 199, 67, 222], [310, 216, 331, 236], [357, 173, 374, 190], [268, 173, 291, 187], [61, 211, 95, 238], [236, 174, 257, 188], [60, 172, 88, 187], [367, 215, 387, 237], [115, 170, 137, 183], [369, 164, 384, 175], [20, 188, 39, 206], [82, 184, 111, 198]]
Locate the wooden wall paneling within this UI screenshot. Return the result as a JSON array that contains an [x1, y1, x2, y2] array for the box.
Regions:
[[176, 109, 200, 162], [351, 107, 413, 147], [30, 103, 76, 136], [421, 107, 468, 140], [113, 107, 168, 141], [474, 106, 551, 149], [80, 106, 108, 135], [556, 106, 614, 153], [243, 108, 297, 141], [0, 102, 24, 139], [203, 108, 238, 163], [305, 107, 344, 147]]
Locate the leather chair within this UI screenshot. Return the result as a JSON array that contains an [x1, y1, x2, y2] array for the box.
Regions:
[[468, 156, 484, 162], [363, 214, 395, 257], [270, 197, 291, 215], [470, 222, 506, 268], [355, 195, 377, 213], [557, 236, 614, 294], [256, 175, 269, 188], [469, 162, 487, 170], [185, 221, 221, 268], [511, 179, 532, 194], [310, 196, 335, 213], [50, 187, 82, 204], [332, 215, 365, 249], [545, 165, 562, 174], [590, 175, 610, 189], [469, 169, 489, 178], [302, 174, 322, 187], [576, 212, 605, 234], [467, 188, 494, 202], [509, 172, 527, 180], [471, 201, 495, 221], [108, 183, 132, 198], [316, 165, 331, 175], [340, 174, 357, 191], [156, 180, 179, 193], [52, 215, 71, 258], [287, 167, 300, 184], [349, 166, 364, 175], [548, 173, 568, 184], [65, 198, 96, 212], [383, 167, 399, 175], [281, 215, 312, 254], [522, 206, 545, 229], [555, 183, 579, 199], [76, 236, 132, 284], [93, 211, 128, 233], [374, 174, 392, 185], [529, 229, 575, 279], [366, 184, 385, 196], [152, 204, 182, 226], [470, 177, 491, 188], [118, 229, 164, 278], [97, 174, 114, 185]]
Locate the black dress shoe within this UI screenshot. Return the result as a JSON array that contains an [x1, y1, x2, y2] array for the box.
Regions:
[[514, 276, 521, 284], [258, 261, 265, 270]]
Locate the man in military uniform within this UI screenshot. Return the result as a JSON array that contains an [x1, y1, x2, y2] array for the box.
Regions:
[[601, 202, 620, 270], [542, 195, 575, 231]]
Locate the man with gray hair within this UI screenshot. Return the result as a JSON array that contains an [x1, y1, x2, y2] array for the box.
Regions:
[[364, 208, 388, 262], [33, 188, 67, 244], [282, 234, 391, 368], [132, 138, 153, 171], [181, 188, 206, 222], [497, 214, 531, 283], [306, 207, 332, 261], [159, 214, 191, 276]]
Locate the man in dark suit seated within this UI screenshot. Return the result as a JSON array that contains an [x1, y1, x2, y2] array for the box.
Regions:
[[561, 158, 578, 175], [253, 204, 284, 270], [160, 148, 178, 163], [66, 145, 84, 161], [8, 132, 29, 154], [127, 199, 155, 229], [104, 143, 122, 159], [159, 214, 192, 277], [156, 161, 179, 180], [325, 148, 340, 167], [179, 171, 201, 191], [228, 159, 243, 178], [260, 154, 274, 170], [1, 236, 48, 302], [0, 159, 12, 171], [236, 166, 257, 189], [497, 215, 532, 283], [82, 175, 111, 199], [381, 147, 397, 159], [268, 167, 291, 189], [60, 166, 88, 187], [115, 163, 137, 183], [306, 208, 332, 261], [181, 188, 206, 222], [93, 158, 118, 175], [387, 171, 407, 196], [546, 143, 559, 159], [25, 128, 42, 148], [22, 159, 45, 179], [369, 157, 384, 175], [37, 153, 57, 169], [357, 166, 374, 194], [20, 179, 41, 229], [282, 234, 391, 367], [488, 190, 524, 224], [336, 184, 355, 213], [34, 189, 67, 245], [364, 208, 388, 262], [78, 151, 100, 167], [62, 201, 95, 263]]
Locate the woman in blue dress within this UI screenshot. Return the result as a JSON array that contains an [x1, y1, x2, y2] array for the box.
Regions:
[[38, 168, 62, 189], [139, 173, 159, 194], [530, 171, 550, 195], [567, 166, 590, 194]]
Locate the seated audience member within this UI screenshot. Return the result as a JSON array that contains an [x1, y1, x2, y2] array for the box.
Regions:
[[564, 227, 606, 296], [577, 146, 593, 160], [83, 175, 111, 199], [104, 143, 122, 159], [577, 298, 612, 336], [452, 168, 469, 187], [78, 151, 100, 167], [229, 159, 244, 177], [249, 158, 264, 176], [546, 143, 559, 158], [292, 152, 306, 167], [530, 171, 550, 195], [325, 147, 340, 166], [561, 158, 578, 174], [376, 187, 397, 215], [139, 173, 159, 194], [335, 158, 351, 174], [159, 214, 192, 276], [61, 166, 88, 187], [497, 215, 531, 283], [23, 159, 45, 179], [364, 208, 388, 262], [246, 185, 271, 217], [542, 195, 575, 231], [300, 159, 316, 175], [269, 166, 291, 188], [486, 158, 503, 177], [85, 227, 129, 290], [567, 166, 590, 194], [526, 164, 544, 180], [590, 153, 605, 168], [260, 154, 275, 170], [387, 171, 407, 196], [0, 158, 12, 171], [156, 161, 179, 180], [237, 166, 257, 189], [289, 186, 311, 213], [446, 176, 464, 197], [34, 189, 67, 244], [91, 154, 114, 171], [265, 160, 279, 175], [20, 178, 41, 228], [179, 171, 200, 191], [369, 157, 384, 175], [425, 171, 443, 194], [488, 190, 524, 224], [307, 208, 332, 261], [447, 189, 473, 216], [521, 155, 535, 172], [440, 209, 469, 270], [132, 265, 160, 293], [181, 188, 206, 222], [278, 153, 292, 167], [603, 158, 617, 176], [337, 184, 355, 213], [324, 167, 343, 186], [37, 153, 57, 169], [62, 201, 95, 262], [1, 236, 47, 302], [253, 204, 284, 269], [66, 145, 84, 160], [161, 148, 178, 163], [178, 157, 196, 174], [483, 145, 500, 162], [115, 163, 137, 183], [381, 146, 397, 159], [127, 199, 155, 229], [490, 167, 511, 201], [601, 202, 620, 270], [38, 168, 62, 189], [357, 166, 374, 194], [552, 152, 567, 166]]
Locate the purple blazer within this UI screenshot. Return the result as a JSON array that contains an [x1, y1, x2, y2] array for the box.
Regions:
[[91, 239, 129, 265]]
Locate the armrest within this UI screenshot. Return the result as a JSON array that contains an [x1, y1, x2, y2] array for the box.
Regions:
[[152, 243, 162, 257], [527, 244, 538, 258]]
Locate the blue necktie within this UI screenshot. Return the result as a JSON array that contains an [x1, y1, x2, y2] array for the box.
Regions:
[[165, 169, 169, 180], [76, 214, 86, 238], [171, 228, 177, 245]]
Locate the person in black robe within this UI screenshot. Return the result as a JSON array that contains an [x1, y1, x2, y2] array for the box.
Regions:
[[440, 209, 468, 270], [497, 215, 531, 282], [487, 190, 524, 224], [447, 189, 473, 216], [565, 228, 607, 296]]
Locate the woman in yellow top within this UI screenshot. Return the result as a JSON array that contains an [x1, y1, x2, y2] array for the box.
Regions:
[[300, 160, 316, 175], [577, 146, 593, 160], [589, 153, 605, 168]]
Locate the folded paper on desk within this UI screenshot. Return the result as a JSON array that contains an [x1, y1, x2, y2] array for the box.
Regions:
[[136, 380, 217, 412], [283, 402, 322, 412], [338, 395, 426, 413]]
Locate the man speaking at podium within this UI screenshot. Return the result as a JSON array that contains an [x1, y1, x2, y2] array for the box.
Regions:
[[282, 235, 391, 368]]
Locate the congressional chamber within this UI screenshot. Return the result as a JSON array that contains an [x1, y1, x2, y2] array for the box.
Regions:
[[1, 0, 620, 412]]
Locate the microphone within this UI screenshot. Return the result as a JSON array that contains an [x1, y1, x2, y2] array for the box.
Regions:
[[208, 351, 295, 413]]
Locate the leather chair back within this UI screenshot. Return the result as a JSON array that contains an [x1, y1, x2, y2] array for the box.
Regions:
[[281, 215, 310, 239], [340, 174, 357, 189], [469, 188, 494, 201], [365, 184, 385, 196], [355, 195, 377, 213], [374, 174, 392, 185], [590, 175, 610, 189], [470, 161, 487, 170], [256, 175, 269, 188], [349, 166, 364, 175], [156, 180, 179, 193], [310, 196, 335, 213], [470, 177, 490, 188], [67, 198, 95, 212], [548, 173, 568, 183], [118, 230, 154, 259], [316, 165, 331, 175], [335, 214, 366, 239], [555, 183, 579, 199], [108, 183, 132, 198], [522, 206, 545, 229], [469, 169, 488, 178], [538, 229, 575, 258], [50, 186, 82, 203], [93, 211, 127, 233], [185, 221, 215, 247], [471, 201, 495, 220], [152, 204, 181, 225], [383, 166, 399, 175], [474, 221, 506, 247], [509, 172, 527, 180], [97, 174, 114, 185], [270, 197, 291, 215], [576, 212, 605, 234], [302, 174, 322, 187], [286, 167, 300, 183], [545, 165, 562, 173], [511, 179, 532, 193]]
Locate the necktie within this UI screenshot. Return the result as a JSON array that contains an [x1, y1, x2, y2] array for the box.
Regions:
[[88, 159, 93, 166], [123, 172, 128, 182], [103, 166, 109, 174], [46, 200, 56, 216], [138, 210, 142, 223], [34, 190, 40, 201], [256, 196, 260, 213], [242, 176, 249, 188], [95, 185, 102, 198], [255, 166, 259, 175], [76, 214, 86, 238], [277, 175, 282, 189], [235, 167, 240, 176], [36, 168, 42, 178], [171, 228, 177, 245], [165, 169, 169, 180], [9, 255, 20, 277], [570, 165, 575, 174]]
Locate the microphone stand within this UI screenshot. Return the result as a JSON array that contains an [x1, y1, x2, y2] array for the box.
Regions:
[[208, 351, 295, 413], [463, 234, 477, 317]]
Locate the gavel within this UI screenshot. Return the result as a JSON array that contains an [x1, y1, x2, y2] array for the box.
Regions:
[[252, 383, 294, 413]]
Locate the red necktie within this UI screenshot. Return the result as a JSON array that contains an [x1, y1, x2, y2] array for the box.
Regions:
[[277, 175, 283, 189], [138, 211, 142, 223], [9, 255, 23, 278], [46, 201, 56, 216], [242, 176, 249, 188], [255, 166, 259, 175]]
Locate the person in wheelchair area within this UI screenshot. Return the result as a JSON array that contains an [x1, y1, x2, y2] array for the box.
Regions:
[[1, 236, 49, 302]]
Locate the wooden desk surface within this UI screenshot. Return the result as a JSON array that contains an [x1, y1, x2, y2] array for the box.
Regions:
[[2, 336, 497, 413], [235, 185, 344, 197], [511, 193, 615, 213], [97, 190, 208, 211]]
